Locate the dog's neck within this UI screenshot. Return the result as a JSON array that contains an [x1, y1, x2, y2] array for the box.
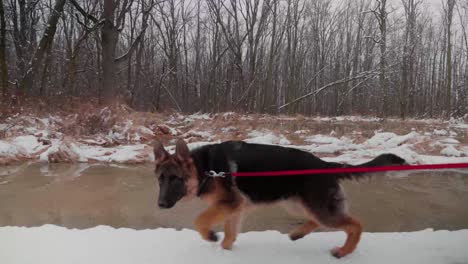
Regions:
[[190, 144, 232, 197]]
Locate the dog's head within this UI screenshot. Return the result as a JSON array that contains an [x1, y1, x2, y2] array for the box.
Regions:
[[154, 139, 198, 209]]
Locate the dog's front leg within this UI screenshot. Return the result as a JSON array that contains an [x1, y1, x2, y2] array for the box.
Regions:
[[195, 203, 237, 243], [221, 212, 243, 250]]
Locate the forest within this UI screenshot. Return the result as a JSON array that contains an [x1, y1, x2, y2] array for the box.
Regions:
[[0, 0, 466, 118]]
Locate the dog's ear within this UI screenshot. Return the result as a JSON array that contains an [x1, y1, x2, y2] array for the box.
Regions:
[[175, 138, 191, 162], [153, 140, 169, 163]]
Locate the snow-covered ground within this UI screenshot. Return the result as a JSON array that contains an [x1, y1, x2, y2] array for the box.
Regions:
[[1, 110, 467, 165], [0, 225, 466, 264]]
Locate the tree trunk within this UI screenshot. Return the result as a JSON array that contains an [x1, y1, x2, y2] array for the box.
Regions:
[[101, 0, 119, 103], [19, 0, 66, 93], [0, 0, 7, 97], [378, 0, 388, 117], [445, 0, 455, 118]]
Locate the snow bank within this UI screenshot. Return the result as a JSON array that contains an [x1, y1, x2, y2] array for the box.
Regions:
[[0, 225, 466, 264], [441, 145, 462, 157], [303, 135, 359, 154], [1, 112, 468, 165], [0, 135, 49, 164]]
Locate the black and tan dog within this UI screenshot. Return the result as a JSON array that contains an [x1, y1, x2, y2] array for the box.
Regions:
[[154, 139, 406, 258]]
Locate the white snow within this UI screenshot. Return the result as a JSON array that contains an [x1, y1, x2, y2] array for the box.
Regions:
[[301, 135, 360, 154], [0, 225, 466, 264], [186, 112, 212, 121], [0, 135, 50, 163], [0, 140, 26, 158], [294, 129, 309, 134], [246, 131, 291, 145], [365, 132, 420, 148], [305, 134, 342, 144], [439, 138, 460, 144], [12, 135, 44, 153], [433, 129, 448, 136], [440, 145, 462, 157], [72, 143, 151, 163]]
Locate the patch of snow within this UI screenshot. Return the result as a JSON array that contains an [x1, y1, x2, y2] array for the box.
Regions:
[[240, 115, 254, 121], [440, 146, 462, 157], [438, 138, 460, 145], [138, 126, 154, 136], [453, 123, 468, 129], [433, 129, 448, 136], [221, 126, 236, 133], [366, 132, 420, 148], [189, 130, 214, 139], [246, 131, 291, 145], [305, 135, 342, 145], [0, 225, 467, 264], [72, 144, 150, 163], [222, 112, 236, 117], [311, 116, 382, 122], [294, 130, 309, 134], [188, 113, 212, 120], [12, 135, 42, 153], [418, 154, 468, 164], [0, 141, 26, 159], [302, 135, 359, 154]]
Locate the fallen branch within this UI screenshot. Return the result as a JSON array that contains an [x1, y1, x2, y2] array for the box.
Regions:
[[278, 70, 379, 110]]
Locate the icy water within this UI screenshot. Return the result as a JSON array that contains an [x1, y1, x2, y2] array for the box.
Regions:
[[0, 163, 467, 233]]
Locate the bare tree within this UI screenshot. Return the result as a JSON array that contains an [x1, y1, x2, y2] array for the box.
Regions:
[[370, 0, 389, 117], [0, 0, 466, 118], [19, 0, 67, 94], [0, 0, 7, 97], [444, 0, 455, 117]]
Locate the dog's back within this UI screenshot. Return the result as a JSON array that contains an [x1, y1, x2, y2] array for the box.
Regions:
[[193, 141, 404, 199]]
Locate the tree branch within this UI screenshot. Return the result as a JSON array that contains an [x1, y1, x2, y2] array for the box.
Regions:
[[278, 70, 380, 110], [114, 25, 148, 63], [69, 0, 98, 23]]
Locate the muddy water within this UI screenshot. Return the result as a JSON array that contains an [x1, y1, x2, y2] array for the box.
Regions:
[[0, 163, 467, 233]]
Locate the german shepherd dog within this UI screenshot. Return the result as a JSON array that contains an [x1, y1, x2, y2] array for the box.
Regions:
[[154, 139, 406, 258]]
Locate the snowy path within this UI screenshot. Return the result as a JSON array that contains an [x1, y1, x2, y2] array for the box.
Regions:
[[0, 225, 467, 264]]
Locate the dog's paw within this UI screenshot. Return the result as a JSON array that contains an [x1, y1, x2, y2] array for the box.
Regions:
[[289, 233, 305, 241], [208, 231, 219, 242], [330, 247, 345, 258], [221, 240, 233, 250]]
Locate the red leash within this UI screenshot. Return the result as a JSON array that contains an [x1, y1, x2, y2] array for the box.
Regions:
[[231, 163, 468, 177]]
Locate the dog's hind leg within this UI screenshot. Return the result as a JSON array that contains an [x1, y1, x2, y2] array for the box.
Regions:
[[326, 215, 363, 258], [221, 212, 243, 250], [289, 220, 320, 241], [300, 182, 362, 258]]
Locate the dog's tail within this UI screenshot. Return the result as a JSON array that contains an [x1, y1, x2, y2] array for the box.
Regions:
[[336, 153, 407, 180]]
